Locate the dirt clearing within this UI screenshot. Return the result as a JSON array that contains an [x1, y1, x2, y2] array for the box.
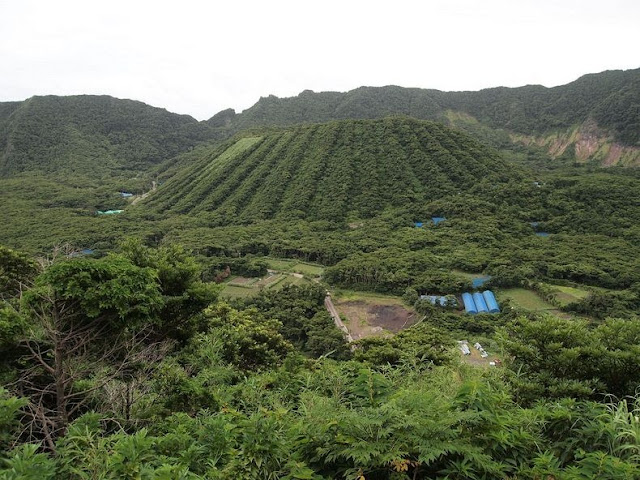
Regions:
[[334, 299, 419, 340]]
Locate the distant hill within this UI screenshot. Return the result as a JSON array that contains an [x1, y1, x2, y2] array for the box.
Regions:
[[1, 68, 638, 177], [140, 117, 522, 224], [0, 95, 225, 178], [217, 68, 640, 166]]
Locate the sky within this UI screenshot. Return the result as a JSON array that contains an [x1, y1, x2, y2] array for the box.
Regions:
[[1, 0, 638, 120]]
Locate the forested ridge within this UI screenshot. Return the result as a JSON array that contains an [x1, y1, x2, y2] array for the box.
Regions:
[[229, 68, 639, 143], [0, 95, 225, 178], [222, 67, 640, 165], [1, 67, 639, 178]]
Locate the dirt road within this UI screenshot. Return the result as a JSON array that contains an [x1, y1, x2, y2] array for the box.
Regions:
[[324, 295, 354, 343]]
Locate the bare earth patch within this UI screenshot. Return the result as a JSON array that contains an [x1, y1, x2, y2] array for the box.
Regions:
[[335, 300, 418, 340]]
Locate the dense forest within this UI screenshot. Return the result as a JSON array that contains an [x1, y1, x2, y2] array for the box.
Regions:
[[1, 68, 640, 478], [2, 240, 640, 478], [2, 67, 639, 179], [0, 96, 225, 178], [231, 69, 640, 144]]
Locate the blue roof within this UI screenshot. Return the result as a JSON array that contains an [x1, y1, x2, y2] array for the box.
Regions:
[[473, 292, 489, 313], [482, 290, 500, 313], [432, 217, 446, 225], [414, 222, 423, 228], [535, 232, 550, 237], [462, 292, 477, 314], [471, 275, 491, 288]]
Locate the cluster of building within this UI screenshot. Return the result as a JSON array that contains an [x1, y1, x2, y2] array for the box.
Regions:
[[420, 295, 457, 307], [461, 290, 500, 314]]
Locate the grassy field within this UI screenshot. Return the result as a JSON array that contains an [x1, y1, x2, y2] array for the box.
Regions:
[[220, 284, 258, 299], [278, 275, 313, 287], [548, 284, 590, 306], [497, 288, 557, 311], [261, 257, 324, 277], [220, 272, 314, 299], [332, 289, 407, 305]]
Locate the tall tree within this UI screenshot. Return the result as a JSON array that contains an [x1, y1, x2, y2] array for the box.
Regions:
[[16, 255, 163, 449]]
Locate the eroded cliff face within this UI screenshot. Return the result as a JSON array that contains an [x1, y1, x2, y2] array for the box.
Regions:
[[512, 119, 640, 166]]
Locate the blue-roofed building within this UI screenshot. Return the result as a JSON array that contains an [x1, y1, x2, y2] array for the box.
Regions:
[[414, 222, 423, 228], [462, 290, 501, 315], [482, 290, 500, 313], [462, 292, 477, 314], [432, 216, 446, 225], [420, 295, 456, 308], [120, 192, 134, 198], [473, 292, 489, 313]]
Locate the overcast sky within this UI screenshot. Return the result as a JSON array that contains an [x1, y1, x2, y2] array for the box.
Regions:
[[1, 0, 638, 120]]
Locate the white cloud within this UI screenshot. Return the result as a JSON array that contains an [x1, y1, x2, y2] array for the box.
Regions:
[[1, 0, 638, 120]]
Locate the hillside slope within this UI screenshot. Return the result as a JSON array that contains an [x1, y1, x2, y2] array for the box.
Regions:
[[0, 95, 225, 178], [140, 117, 521, 224], [218, 68, 640, 166]]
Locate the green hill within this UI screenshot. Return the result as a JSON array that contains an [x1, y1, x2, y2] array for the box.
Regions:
[[1, 68, 638, 177], [0, 95, 225, 178], [219, 68, 640, 166], [140, 117, 522, 224]]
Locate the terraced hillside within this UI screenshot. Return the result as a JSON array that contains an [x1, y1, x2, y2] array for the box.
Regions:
[[140, 117, 522, 224]]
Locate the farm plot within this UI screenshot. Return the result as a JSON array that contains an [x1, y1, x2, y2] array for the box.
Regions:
[[221, 272, 313, 299], [497, 288, 571, 318], [262, 257, 324, 277], [333, 293, 419, 340]]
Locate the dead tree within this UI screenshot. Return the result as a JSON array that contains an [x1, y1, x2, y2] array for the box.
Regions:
[[15, 286, 161, 451]]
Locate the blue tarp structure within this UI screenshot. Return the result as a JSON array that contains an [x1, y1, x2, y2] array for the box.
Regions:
[[432, 217, 446, 225], [462, 290, 500, 314], [471, 275, 491, 288], [414, 222, 423, 228], [473, 292, 489, 313], [120, 192, 133, 198], [530, 221, 550, 237], [462, 292, 477, 314], [482, 290, 500, 313], [420, 295, 456, 307], [68, 248, 95, 258]]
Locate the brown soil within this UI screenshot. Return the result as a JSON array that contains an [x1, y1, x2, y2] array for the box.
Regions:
[[335, 300, 418, 340], [460, 345, 500, 368], [229, 276, 253, 285], [368, 304, 418, 332]]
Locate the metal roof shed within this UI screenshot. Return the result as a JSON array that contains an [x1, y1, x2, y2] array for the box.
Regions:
[[482, 290, 500, 313], [473, 292, 489, 313], [462, 292, 477, 314]]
